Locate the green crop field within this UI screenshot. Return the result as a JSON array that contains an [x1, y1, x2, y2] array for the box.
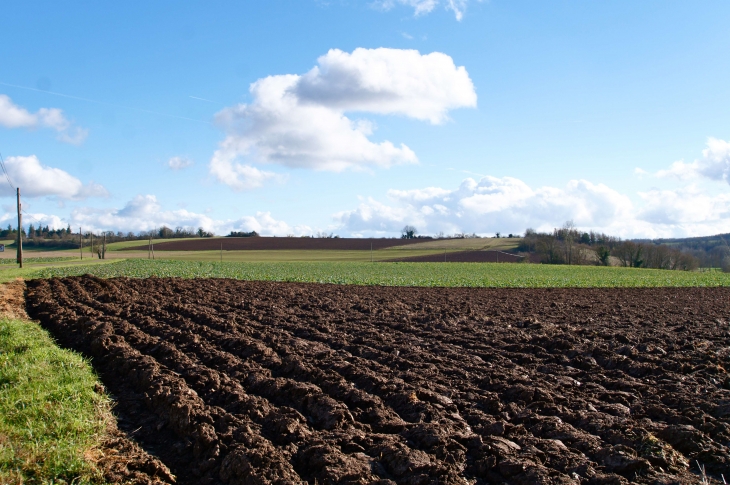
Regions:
[[32, 259, 730, 287]]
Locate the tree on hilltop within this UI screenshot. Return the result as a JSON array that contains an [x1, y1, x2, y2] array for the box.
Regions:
[[401, 225, 418, 239]]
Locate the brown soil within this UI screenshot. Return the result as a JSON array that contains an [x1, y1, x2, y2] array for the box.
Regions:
[[25, 277, 730, 484], [386, 250, 526, 263], [123, 238, 426, 252], [0, 279, 29, 319], [93, 425, 176, 484]]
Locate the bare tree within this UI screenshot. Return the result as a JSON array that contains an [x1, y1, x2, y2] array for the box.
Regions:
[[401, 225, 418, 239]]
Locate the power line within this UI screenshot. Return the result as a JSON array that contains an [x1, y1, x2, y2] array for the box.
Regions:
[[0, 152, 15, 191], [21, 209, 45, 226]]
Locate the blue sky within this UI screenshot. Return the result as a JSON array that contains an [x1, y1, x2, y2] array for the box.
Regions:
[[1, 0, 729, 238]]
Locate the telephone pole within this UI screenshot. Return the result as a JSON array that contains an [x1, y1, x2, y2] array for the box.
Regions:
[[16, 188, 22, 268], [79, 227, 83, 260]]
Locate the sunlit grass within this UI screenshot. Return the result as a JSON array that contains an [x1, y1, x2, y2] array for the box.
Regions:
[[0, 318, 111, 483]]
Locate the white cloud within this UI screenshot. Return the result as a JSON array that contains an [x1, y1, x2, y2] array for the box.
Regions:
[[294, 48, 476, 123], [209, 144, 285, 191], [230, 211, 313, 237], [65, 195, 311, 236], [0, 94, 88, 145], [0, 155, 107, 200], [211, 48, 475, 188], [637, 185, 730, 225], [334, 175, 730, 239], [336, 176, 634, 236], [655, 160, 698, 180], [70, 195, 214, 233], [375, 0, 476, 20], [652, 137, 730, 183], [0, 211, 66, 231], [167, 156, 193, 170]]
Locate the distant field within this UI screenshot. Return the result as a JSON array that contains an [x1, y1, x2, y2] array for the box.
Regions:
[[105, 237, 201, 250], [32, 259, 730, 287], [107, 249, 470, 262], [386, 249, 525, 263], [388, 237, 521, 251], [121, 237, 426, 252]]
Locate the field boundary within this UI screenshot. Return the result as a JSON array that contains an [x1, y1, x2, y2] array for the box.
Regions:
[[0, 280, 174, 484]]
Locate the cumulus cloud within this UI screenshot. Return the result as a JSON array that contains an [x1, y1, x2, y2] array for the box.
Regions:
[[70, 195, 215, 233], [66, 195, 311, 236], [209, 145, 285, 191], [637, 185, 730, 226], [334, 175, 730, 239], [653, 137, 730, 183], [0, 211, 66, 231], [211, 48, 475, 188], [0, 155, 107, 199], [294, 48, 476, 123], [167, 156, 193, 170], [0, 94, 88, 144], [336, 176, 634, 236], [229, 211, 313, 237], [375, 0, 476, 20]]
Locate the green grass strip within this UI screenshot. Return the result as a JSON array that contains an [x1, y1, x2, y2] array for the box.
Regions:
[[0, 257, 76, 265], [33, 259, 730, 287], [0, 317, 109, 484]]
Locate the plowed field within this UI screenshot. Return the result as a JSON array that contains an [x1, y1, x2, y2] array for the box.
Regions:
[[386, 250, 525, 263], [26, 277, 730, 485], [123, 237, 424, 252]]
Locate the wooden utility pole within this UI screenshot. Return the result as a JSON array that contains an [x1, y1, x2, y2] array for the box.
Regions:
[[371, 242, 373, 263], [102, 233, 106, 259], [79, 227, 83, 260], [148, 235, 151, 259], [90, 232, 94, 257], [16, 188, 22, 268]]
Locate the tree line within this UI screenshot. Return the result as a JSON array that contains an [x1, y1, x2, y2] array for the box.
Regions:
[[518, 222, 701, 271], [11, 225, 215, 249]]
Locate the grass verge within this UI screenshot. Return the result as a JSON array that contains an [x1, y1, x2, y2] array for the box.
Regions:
[[0, 317, 110, 484]]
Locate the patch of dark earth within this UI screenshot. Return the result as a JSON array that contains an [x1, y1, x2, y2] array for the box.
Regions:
[[25, 276, 730, 485], [385, 250, 526, 263]]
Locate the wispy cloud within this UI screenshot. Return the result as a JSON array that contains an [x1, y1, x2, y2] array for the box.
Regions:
[[167, 156, 194, 170], [189, 95, 216, 103], [0, 82, 210, 124], [374, 0, 479, 21]]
